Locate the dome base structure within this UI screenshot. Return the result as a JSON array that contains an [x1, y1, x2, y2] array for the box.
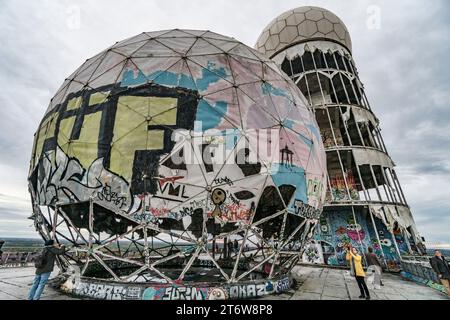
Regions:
[[59, 263, 291, 300]]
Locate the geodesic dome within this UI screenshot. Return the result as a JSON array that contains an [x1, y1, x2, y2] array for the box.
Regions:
[[256, 6, 352, 58], [28, 29, 327, 300]]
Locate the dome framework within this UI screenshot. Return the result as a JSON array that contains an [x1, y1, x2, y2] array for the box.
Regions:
[[28, 29, 327, 299]]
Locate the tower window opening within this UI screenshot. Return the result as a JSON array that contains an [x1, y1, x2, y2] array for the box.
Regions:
[[373, 165, 390, 202], [352, 78, 363, 106], [359, 164, 380, 201], [345, 109, 364, 146], [384, 167, 402, 204], [324, 52, 337, 69], [333, 52, 346, 71], [315, 109, 336, 148], [302, 51, 315, 72], [326, 151, 347, 201], [313, 50, 325, 69], [358, 122, 376, 148], [339, 150, 360, 201], [343, 56, 353, 73], [331, 75, 348, 104], [281, 58, 293, 77], [291, 56, 304, 75]]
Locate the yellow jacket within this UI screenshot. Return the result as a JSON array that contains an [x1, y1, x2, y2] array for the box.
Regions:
[[346, 251, 366, 277]]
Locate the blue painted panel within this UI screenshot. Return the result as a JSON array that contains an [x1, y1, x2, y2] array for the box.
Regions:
[[314, 209, 401, 268]]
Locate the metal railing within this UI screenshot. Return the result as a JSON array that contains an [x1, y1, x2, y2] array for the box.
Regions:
[[0, 249, 41, 268]]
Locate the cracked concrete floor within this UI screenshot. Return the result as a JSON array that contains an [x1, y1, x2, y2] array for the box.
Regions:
[[260, 265, 449, 300], [0, 265, 448, 300]]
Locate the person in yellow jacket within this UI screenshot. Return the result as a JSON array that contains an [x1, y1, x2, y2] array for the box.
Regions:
[[346, 246, 371, 300]]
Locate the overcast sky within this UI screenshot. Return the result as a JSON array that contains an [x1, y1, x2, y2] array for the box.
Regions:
[[0, 0, 449, 247]]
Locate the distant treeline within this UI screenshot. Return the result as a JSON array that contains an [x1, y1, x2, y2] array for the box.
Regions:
[[0, 237, 192, 252], [426, 249, 450, 256], [0, 238, 46, 252], [1, 238, 450, 256]]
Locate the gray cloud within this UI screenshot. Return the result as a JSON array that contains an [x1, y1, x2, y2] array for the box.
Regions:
[[0, 0, 449, 246]]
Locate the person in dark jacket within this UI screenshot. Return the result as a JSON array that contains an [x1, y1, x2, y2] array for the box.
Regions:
[[364, 247, 384, 288], [233, 239, 239, 254], [0, 240, 4, 264], [430, 250, 450, 297], [28, 240, 66, 300], [227, 241, 233, 258]]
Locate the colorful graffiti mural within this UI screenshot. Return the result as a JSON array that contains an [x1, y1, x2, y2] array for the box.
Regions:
[[74, 282, 142, 300], [28, 29, 327, 290], [329, 171, 359, 201], [313, 209, 401, 269], [400, 271, 447, 294], [29, 30, 327, 228], [70, 276, 291, 300]]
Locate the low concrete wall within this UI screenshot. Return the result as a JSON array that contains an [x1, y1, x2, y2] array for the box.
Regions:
[[0, 251, 39, 268], [400, 259, 446, 294], [401, 259, 439, 283]]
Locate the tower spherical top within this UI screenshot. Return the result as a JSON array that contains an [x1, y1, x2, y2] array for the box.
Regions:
[[255, 6, 352, 58]]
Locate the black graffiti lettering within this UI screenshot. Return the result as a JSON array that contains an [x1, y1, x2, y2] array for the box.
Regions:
[[293, 199, 321, 220], [213, 176, 233, 186], [168, 184, 181, 197], [77, 282, 135, 300], [228, 284, 267, 299], [159, 182, 190, 200], [97, 184, 127, 208]]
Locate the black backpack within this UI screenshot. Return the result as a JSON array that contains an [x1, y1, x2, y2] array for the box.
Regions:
[[34, 248, 49, 269]]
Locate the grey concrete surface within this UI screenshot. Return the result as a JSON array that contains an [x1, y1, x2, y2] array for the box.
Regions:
[[278, 265, 449, 300], [0, 265, 448, 300], [0, 266, 79, 300]]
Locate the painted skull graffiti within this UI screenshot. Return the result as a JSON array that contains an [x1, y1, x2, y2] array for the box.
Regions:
[[345, 223, 366, 241], [28, 29, 327, 291]]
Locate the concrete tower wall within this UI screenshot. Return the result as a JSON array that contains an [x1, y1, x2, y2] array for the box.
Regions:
[[256, 7, 425, 270]]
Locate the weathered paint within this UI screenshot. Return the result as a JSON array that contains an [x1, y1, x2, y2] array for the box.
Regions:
[[71, 276, 291, 300]]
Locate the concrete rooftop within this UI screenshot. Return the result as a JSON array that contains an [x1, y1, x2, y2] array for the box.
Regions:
[[0, 265, 447, 300], [266, 265, 449, 300]]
